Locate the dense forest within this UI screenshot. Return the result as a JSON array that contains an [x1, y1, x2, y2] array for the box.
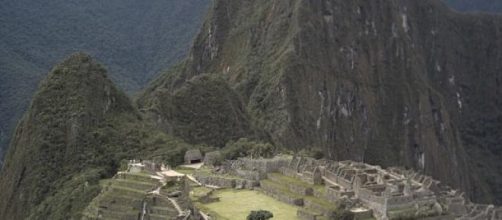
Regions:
[[0, 0, 209, 163], [1, 0, 502, 219], [0, 0, 501, 165]]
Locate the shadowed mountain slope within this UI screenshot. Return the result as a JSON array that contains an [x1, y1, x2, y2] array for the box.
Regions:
[[0, 54, 198, 219], [0, 0, 209, 164], [139, 0, 502, 204]]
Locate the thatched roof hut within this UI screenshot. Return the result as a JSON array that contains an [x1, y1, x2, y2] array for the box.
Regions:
[[184, 149, 203, 164]]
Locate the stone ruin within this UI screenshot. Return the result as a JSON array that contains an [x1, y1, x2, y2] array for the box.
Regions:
[[127, 159, 162, 173], [191, 155, 502, 220], [193, 156, 290, 190], [184, 149, 203, 164]]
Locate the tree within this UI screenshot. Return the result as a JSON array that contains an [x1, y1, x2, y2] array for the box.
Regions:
[[247, 210, 273, 220]]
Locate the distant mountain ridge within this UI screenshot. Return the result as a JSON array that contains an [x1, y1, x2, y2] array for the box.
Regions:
[[1, 0, 502, 219], [0, 0, 209, 163], [446, 0, 502, 13]]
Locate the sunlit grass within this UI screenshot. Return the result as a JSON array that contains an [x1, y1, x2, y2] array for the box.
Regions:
[[200, 189, 299, 220]]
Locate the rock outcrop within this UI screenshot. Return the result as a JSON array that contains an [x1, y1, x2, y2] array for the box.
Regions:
[[139, 0, 502, 204]]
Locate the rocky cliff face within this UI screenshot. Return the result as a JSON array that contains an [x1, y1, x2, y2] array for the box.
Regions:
[[0, 53, 202, 219], [140, 0, 502, 204]]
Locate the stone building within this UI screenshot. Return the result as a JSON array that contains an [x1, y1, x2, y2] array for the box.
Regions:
[[184, 149, 203, 164], [190, 155, 502, 220], [143, 160, 161, 172], [127, 160, 161, 173]]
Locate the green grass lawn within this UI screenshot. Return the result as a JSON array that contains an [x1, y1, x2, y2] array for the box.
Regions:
[[200, 189, 299, 220], [190, 186, 214, 200]]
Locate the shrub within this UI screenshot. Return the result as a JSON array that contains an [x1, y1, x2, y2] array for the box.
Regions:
[[247, 210, 273, 220]]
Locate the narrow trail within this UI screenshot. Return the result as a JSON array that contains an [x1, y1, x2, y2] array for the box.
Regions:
[[167, 196, 184, 215], [140, 201, 147, 220], [200, 210, 210, 220], [149, 168, 192, 218]]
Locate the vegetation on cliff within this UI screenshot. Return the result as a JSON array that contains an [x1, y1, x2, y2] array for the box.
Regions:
[[0, 54, 199, 219], [1, 1, 502, 219], [139, 0, 502, 204], [0, 0, 209, 163]]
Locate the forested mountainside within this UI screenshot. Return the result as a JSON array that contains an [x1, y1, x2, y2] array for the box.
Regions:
[[2, 0, 502, 219], [0, 0, 209, 164], [0, 54, 200, 219], [445, 0, 502, 13], [139, 0, 502, 205]]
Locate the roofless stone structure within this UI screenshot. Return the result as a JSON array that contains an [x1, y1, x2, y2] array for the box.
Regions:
[[192, 155, 502, 220]]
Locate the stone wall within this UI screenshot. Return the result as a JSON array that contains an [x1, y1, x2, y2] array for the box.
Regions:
[[297, 209, 321, 220], [234, 169, 264, 181], [351, 209, 373, 220], [194, 174, 259, 190], [325, 185, 354, 202], [259, 182, 304, 206], [357, 187, 387, 217], [387, 195, 437, 211], [235, 179, 259, 189], [195, 175, 236, 188], [238, 157, 291, 174], [214, 156, 489, 220], [337, 177, 353, 190], [267, 173, 313, 196], [281, 167, 299, 178], [303, 199, 334, 216]]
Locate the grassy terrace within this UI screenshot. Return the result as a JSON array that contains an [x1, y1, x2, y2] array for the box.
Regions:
[[260, 179, 304, 200], [190, 186, 214, 200], [268, 172, 325, 192], [177, 166, 247, 181], [197, 189, 300, 220], [82, 171, 171, 220], [263, 173, 338, 212]]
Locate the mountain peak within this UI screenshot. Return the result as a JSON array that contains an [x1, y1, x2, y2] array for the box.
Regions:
[[47, 52, 107, 80], [36, 53, 134, 118], [0, 53, 136, 219], [140, 0, 502, 205]]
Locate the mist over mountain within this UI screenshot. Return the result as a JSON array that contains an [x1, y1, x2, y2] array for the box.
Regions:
[[0, 0, 209, 163]]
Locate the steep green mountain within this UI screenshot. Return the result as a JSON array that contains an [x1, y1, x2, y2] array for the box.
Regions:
[[139, 0, 502, 205], [140, 72, 261, 147], [0, 54, 198, 219], [445, 0, 502, 13], [0, 0, 209, 163]]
